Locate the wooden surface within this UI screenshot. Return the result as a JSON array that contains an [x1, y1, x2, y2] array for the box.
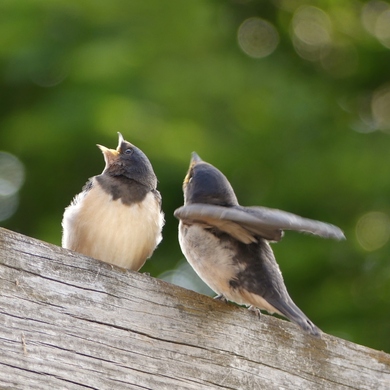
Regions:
[[0, 227, 389, 390]]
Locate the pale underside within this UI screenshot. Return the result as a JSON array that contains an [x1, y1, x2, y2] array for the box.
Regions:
[[62, 183, 163, 270], [178, 222, 282, 315]]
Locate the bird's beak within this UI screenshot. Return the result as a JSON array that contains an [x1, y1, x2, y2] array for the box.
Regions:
[[184, 152, 202, 187], [97, 144, 119, 166], [116, 132, 125, 151], [191, 152, 202, 164]]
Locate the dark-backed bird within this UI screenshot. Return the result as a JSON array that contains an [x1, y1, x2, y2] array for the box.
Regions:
[[174, 153, 345, 336], [62, 133, 164, 271]]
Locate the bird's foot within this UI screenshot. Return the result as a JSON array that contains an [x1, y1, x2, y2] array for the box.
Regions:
[[214, 294, 228, 303], [248, 305, 261, 320]]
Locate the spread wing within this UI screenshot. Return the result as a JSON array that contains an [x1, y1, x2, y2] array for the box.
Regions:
[[174, 203, 345, 244]]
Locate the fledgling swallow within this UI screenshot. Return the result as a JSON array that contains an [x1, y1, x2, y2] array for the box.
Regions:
[[174, 153, 345, 337], [62, 133, 164, 271]]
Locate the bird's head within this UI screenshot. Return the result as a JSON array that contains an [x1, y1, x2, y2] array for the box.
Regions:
[[97, 133, 157, 189], [183, 152, 238, 206]]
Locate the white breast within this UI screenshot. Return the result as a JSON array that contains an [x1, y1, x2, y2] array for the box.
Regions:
[[178, 223, 241, 299], [62, 184, 164, 270]]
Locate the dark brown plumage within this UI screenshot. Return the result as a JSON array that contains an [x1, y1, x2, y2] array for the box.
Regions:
[[174, 153, 345, 336]]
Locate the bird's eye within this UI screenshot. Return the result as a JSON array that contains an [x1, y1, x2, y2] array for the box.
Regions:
[[125, 148, 133, 155]]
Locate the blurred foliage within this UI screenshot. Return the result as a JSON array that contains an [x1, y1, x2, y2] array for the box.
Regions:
[[1, 0, 390, 353]]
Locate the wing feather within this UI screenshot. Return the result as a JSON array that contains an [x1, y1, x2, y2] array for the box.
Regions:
[[174, 204, 345, 243]]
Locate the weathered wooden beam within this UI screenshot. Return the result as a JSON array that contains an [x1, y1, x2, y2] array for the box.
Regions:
[[0, 227, 389, 389]]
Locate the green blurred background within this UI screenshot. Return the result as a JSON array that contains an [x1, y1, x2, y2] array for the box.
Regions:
[[1, 0, 390, 352]]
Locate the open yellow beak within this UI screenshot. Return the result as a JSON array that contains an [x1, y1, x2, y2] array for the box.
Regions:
[[97, 144, 119, 166]]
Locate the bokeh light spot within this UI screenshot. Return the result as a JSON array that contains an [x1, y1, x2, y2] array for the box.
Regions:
[[371, 84, 390, 132], [292, 6, 332, 61], [356, 211, 390, 251], [0, 194, 19, 222], [0, 152, 25, 222], [361, 1, 389, 36], [375, 9, 390, 48], [0, 152, 25, 196], [237, 17, 279, 59]]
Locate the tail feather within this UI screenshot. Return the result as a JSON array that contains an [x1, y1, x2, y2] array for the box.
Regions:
[[273, 296, 321, 337], [242, 289, 321, 337]]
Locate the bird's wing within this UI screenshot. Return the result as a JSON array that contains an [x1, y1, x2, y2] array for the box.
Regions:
[[244, 206, 345, 240], [174, 204, 282, 243], [174, 204, 345, 244]]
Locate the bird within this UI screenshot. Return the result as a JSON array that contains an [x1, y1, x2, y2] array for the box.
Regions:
[[174, 152, 345, 337], [62, 133, 164, 271]]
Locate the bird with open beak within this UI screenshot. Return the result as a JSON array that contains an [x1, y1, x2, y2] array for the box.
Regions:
[[62, 133, 164, 271], [174, 153, 345, 337]]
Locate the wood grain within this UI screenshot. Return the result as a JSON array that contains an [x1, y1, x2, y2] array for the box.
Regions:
[[0, 227, 389, 389]]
